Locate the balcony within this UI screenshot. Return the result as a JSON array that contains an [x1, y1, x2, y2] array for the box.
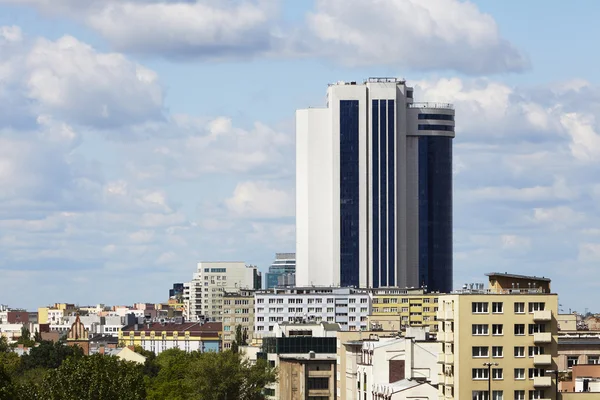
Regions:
[[436, 310, 454, 321], [533, 310, 552, 321], [444, 375, 454, 386], [534, 332, 552, 343], [444, 353, 454, 364], [308, 370, 331, 378], [533, 354, 552, 365], [533, 376, 552, 387], [444, 332, 454, 343], [438, 353, 445, 364]]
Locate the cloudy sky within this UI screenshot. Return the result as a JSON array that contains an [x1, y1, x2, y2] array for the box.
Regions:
[[1, 0, 599, 312]]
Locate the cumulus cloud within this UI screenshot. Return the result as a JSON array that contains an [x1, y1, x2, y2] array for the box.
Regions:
[[306, 0, 528, 73], [0, 27, 164, 129], [1, 0, 526, 74]]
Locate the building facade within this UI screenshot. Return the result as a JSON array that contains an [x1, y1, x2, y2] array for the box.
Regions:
[[187, 262, 261, 322], [265, 252, 296, 289], [119, 322, 222, 355], [222, 290, 255, 350], [368, 288, 440, 337], [437, 273, 558, 400], [296, 78, 454, 292], [254, 287, 371, 335]]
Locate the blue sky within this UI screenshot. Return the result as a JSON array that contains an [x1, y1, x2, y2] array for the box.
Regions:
[[1, 0, 599, 313]]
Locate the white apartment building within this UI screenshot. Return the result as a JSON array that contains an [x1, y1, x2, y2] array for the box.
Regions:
[[188, 261, 261, 322], [254, 287, 371, 335]]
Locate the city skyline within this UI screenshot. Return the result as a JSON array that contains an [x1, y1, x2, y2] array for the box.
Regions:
[[0, 0, 600, 313]]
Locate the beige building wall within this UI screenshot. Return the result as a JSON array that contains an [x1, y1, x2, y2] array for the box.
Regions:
[[438, 292, 558, 400], [369, 289, 439, 336], [222, 290, 255, 350]]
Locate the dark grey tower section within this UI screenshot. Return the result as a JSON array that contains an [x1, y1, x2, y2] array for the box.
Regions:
[[408, 104, 455, 293]]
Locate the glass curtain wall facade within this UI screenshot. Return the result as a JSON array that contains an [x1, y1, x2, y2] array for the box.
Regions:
[[339, 100, 360, 287]]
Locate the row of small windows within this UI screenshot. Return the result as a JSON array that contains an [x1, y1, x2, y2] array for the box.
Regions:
[[471, 390, 547, 400], [472, 345, 545, 358], [418, 113, 454, 121], [472, 323, 546, 335], [473, 367, 547, 380], [472, 301, 545, 314], [417, 124, 454, 132]]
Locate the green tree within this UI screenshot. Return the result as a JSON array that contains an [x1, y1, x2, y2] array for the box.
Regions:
[[16, 327, 35, 348], [41, 354, 145, 400], [20, 341, 83, 371], [0, 337, 9, 353], [0, 364, 15, 400], [0, 352, 21, 377], [146, 349, 197, 400], [232, 325, 249, 353]]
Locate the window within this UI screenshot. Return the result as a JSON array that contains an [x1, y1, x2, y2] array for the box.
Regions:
[[401, 298, 409, 304], [528, 346, 544, 357], [472, 368, 489, 380], [492, 302, 503, 313], [472, 346, 489, 358], [514, 368, 525, 380], [514, 346, 525, 358], [492, 346, 503, 358], [514, 324, 525, 335], [492, 324, 503, 335], [567, 356, 579, 368], [514, 302, 525, 313], [490, 368, 503, 380], [514, 390, 525, 400], [528, 302, 545, 313], [472, 390, 489, 400], [528, 323, 546, 335], [472, 324, 488, 335], [472, 302, 488, 313], [402, 307, 409, 313], [423, 298, 430, 303], [492, 391, 503, 400], [529, 390, 545, 399], [528, 368, 544, 379], [589, 356, 600, 364]]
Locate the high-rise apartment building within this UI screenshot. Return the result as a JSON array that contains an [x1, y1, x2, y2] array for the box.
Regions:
[[296, 78, 454, 292], [437, 273, 558, 400], [221, 289, 255, 350], [264, 252, 296, 288], [187, 262, 261, 322]]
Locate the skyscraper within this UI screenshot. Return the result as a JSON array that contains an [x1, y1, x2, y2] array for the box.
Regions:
[[296, 78, 454, 293]]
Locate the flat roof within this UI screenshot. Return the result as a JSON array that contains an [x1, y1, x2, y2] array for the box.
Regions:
[[486, 272, 551, 282]]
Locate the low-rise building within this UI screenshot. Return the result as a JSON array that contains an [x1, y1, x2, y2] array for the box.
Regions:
[[560, 364, 600, 393], [119, 321, 222, 354], [337, 328, 439, 400], [279, 354, 336, 400]]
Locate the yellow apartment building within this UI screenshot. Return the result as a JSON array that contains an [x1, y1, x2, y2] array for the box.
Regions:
[[222, 290, 255, 349], [369, 288, 440, 337], [438, 273, 558, 400]]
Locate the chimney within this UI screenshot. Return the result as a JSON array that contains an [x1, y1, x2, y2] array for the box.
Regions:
[[127, 345, 135, 351], [99, 346, 105, 355]]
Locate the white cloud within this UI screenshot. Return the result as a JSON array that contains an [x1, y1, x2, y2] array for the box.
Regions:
[[531, 206, 584, 227], [306, 0, 528, 73], [560, 113, 600, 162], [500, 234, 531, 251], [0, 0, 281, 59], [0, 28, 164, 128], [1, 0, 525, 74], [225, 181, 294, 218]]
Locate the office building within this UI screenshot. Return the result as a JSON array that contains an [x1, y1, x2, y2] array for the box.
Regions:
[[437, 273, 558, 400], [254, 287, 371, 335], [264, 252, 296, 288], [187, 262, 261, 322], [296, 78, 454, 292]]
